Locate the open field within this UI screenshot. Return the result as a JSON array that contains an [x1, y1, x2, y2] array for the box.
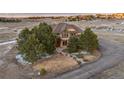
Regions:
[[0, 46, 34, 79], [0, 32, 16, 43], [0, 22, 40, 42]]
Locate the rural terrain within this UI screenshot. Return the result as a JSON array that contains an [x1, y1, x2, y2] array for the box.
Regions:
[[0, 19, 124, 78]]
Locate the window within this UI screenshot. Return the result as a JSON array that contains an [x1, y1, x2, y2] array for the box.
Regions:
[[63, 40, 67, 46], [71, 33, 75, 36], [62, 32, 68, 38]]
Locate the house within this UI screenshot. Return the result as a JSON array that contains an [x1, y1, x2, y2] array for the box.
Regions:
[[53, 23, 83, 47]]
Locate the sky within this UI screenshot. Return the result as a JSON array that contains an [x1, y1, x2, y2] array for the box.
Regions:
[[0, 0, 124, 13], [0, 13, 85, 17]]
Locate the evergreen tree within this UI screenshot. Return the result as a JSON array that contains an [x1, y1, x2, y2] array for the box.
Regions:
[[18, 28, 31, 40], [79, 33, 85, 50], [35, 23, 56, 54], [17, 23, 56, 63], [18, 34, 44, 63], [79, 28, 99, 52], [67, 36, 79, 53], [67, 28, 99, 53], [17, 28, 31, 54]]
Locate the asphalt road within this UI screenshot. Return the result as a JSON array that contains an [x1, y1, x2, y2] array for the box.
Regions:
[[56, 37, 124, 79]]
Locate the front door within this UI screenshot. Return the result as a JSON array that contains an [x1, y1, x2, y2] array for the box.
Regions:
[[63, 40, 67, 46], [55, 37, 61, 47]]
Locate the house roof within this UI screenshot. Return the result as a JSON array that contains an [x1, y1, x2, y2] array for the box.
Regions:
[[53, 23, 83, 33]]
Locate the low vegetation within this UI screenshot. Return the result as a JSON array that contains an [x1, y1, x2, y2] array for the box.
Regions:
[[40, 68, 47, 76], [67, 15, 96, 21], [0, 18, 21, 22]]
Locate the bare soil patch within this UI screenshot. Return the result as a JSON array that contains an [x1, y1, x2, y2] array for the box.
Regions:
[[0, 46, 34, 79], [0, 43, 15, 58], [0, 32, 16, 42]]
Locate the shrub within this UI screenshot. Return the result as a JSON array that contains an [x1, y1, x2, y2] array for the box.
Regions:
[[40, 68, 47, 76]]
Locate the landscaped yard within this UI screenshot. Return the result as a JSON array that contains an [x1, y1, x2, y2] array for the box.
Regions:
[[33, 54, 80, 78]]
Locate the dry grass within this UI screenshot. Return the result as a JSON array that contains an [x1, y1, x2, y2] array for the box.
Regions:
[[33, 54, 80, 78], [83, 50, 102, 62]]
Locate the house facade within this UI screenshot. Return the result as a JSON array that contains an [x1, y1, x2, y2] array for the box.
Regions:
[[53, 23, 83, 47]]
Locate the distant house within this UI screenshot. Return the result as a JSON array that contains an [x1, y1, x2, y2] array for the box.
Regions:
[[53, 23, 83, 47]]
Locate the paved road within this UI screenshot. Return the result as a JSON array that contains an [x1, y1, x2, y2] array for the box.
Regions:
[[56, 37, 124, 79]]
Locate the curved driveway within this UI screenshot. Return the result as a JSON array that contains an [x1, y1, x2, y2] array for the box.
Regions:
[[56, 36, 124, 79]]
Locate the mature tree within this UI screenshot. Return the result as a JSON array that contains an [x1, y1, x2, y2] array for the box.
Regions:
[[40, 23, 56, 54], [78, 33, 85, 50], [18, 28, 31, 40], [67, 28, 99, 53], [33, 23, 56, 54], [17, 23, 56, 63], [22, 34, 44, 63], [67, 36, 79, 53], [17, 28, 31, 54], [79, 28, 99, 52]]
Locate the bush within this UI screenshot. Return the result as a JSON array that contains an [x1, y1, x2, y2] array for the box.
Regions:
[[40, 68, 47, 76]]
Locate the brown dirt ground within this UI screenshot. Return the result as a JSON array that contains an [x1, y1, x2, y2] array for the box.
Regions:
[[0, 32, 16, 42], [33, 54, 80, 78], [83, 50, 102, 62], [0, 46, 80, 79], [0, 46, 34, 79]]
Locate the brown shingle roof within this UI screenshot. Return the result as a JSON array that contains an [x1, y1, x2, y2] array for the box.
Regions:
[[53, 23, 83, 33]]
